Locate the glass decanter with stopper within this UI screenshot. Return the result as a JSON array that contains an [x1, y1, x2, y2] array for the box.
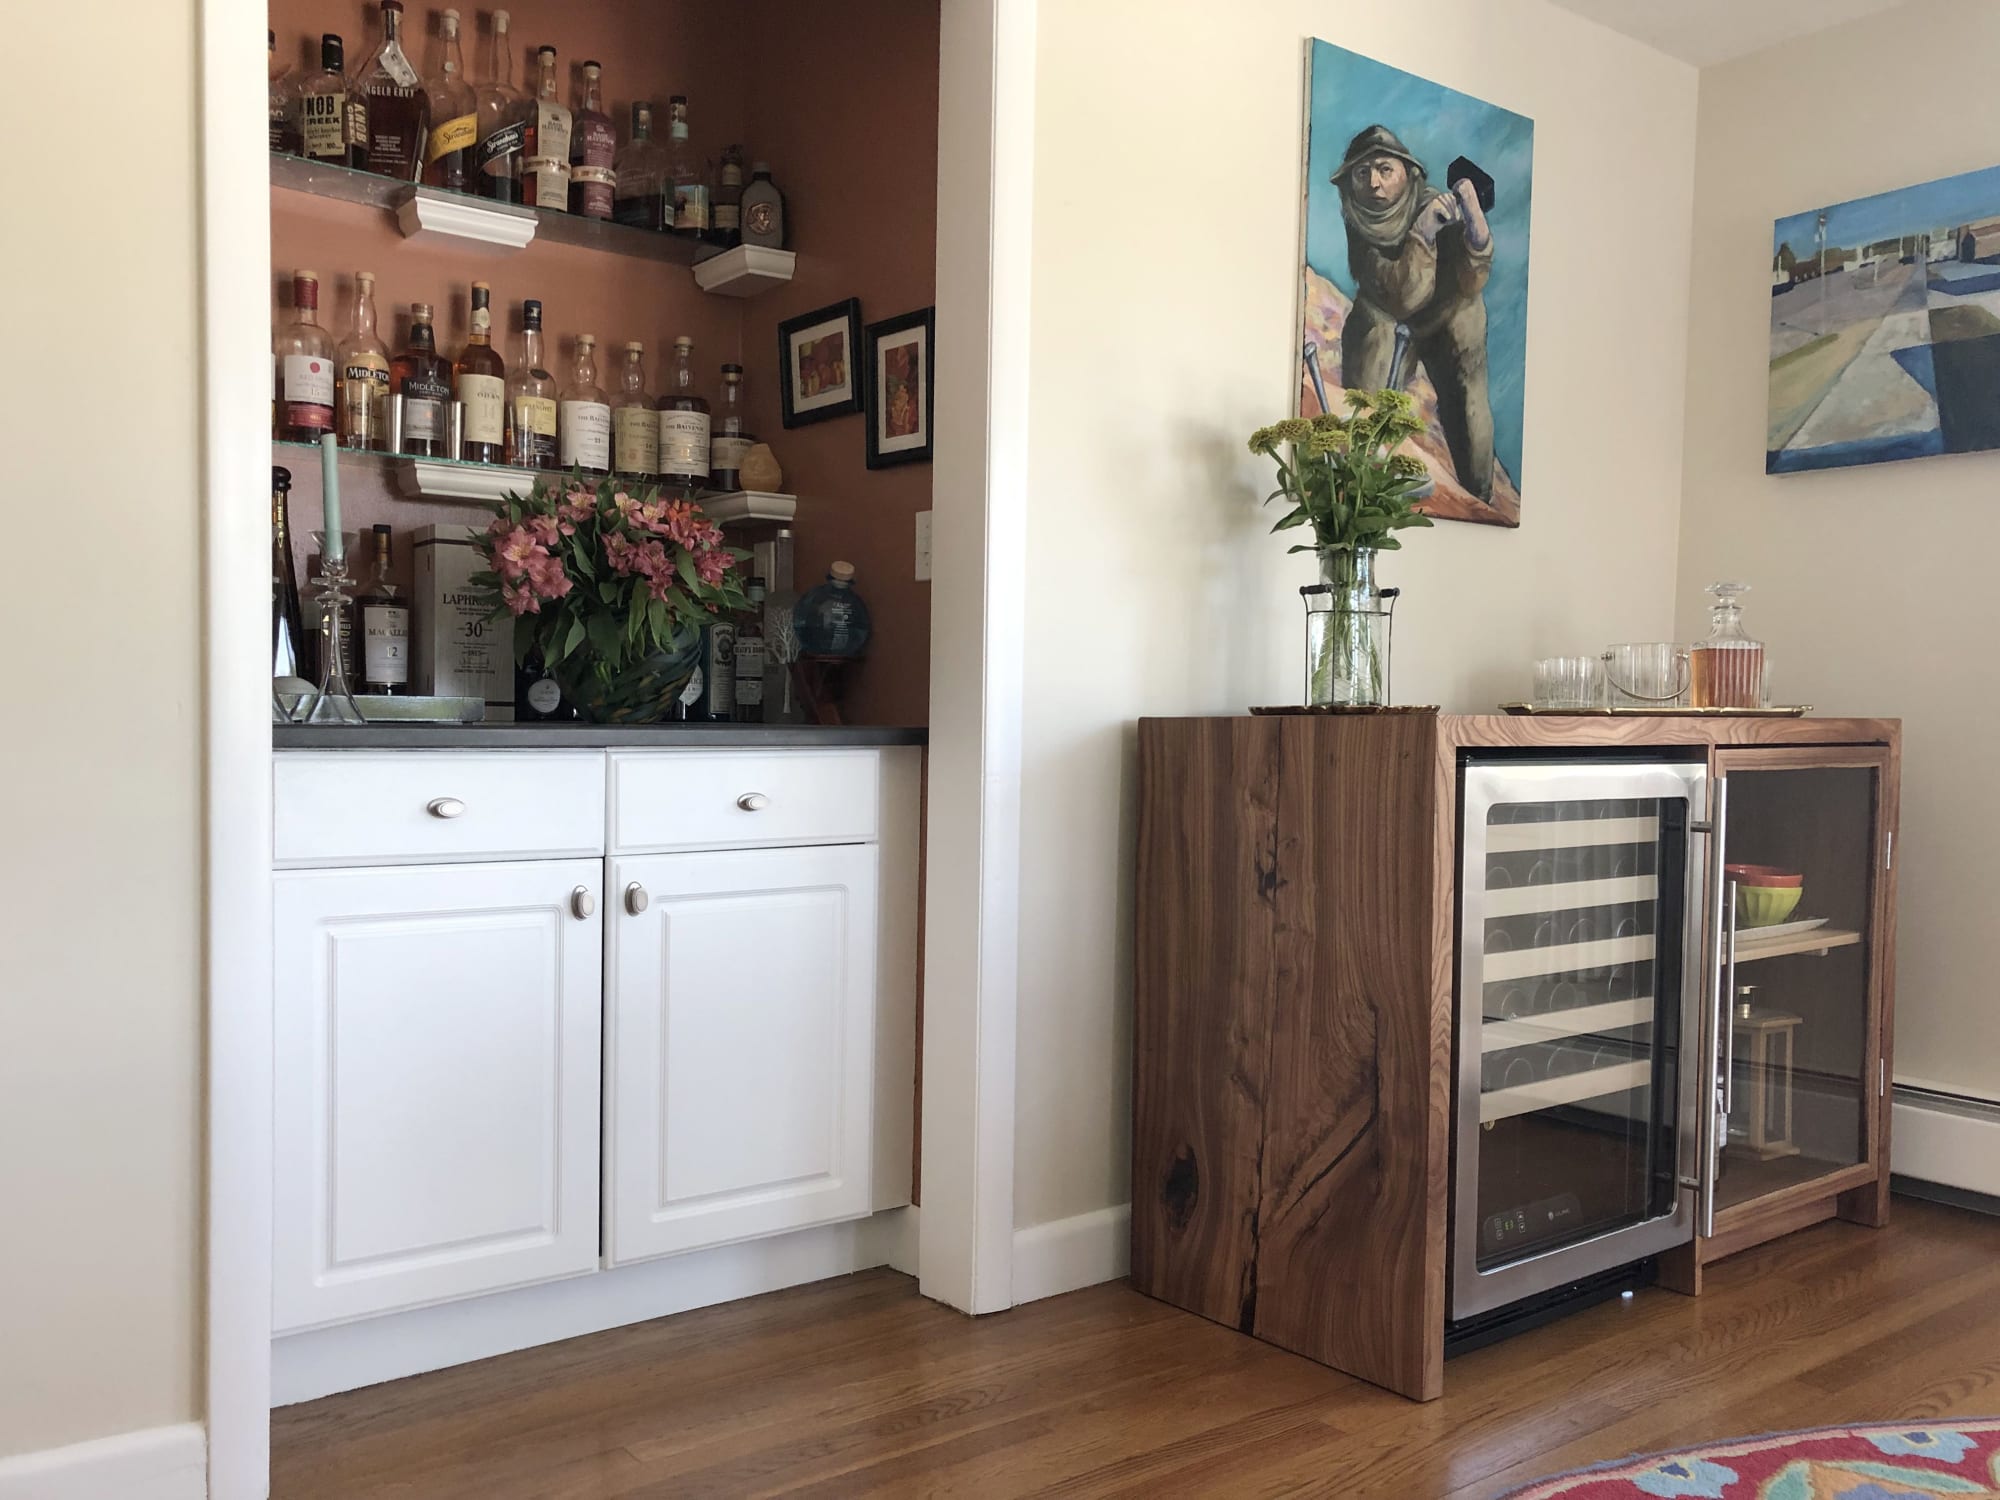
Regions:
[[1689, 581, 1765, 709]]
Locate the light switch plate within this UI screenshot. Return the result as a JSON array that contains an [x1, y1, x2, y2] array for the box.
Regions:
[[915, 510, 933, 581]]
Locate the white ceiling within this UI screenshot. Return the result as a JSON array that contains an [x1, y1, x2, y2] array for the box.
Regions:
[[1544, 0, 1912, 67]]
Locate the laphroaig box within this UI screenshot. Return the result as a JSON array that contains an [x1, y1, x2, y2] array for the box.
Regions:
[[412, 525, 513, 720]]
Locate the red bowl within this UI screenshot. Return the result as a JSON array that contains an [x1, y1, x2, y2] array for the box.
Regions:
[[1726, 863, 1804, 889]]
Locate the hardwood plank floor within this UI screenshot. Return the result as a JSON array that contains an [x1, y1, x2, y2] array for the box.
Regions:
[[272, 1196, 2000, 1498]]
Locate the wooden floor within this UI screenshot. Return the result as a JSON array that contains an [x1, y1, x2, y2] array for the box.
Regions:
[[272, 1196, 2000, 1499]]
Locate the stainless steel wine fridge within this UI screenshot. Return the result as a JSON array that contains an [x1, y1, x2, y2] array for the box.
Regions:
[[1452, 758, 1709, 1324]]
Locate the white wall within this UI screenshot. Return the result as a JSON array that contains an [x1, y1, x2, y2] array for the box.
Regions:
[[0, 0, 203, 1460], [1014, 0, 1699, 1229], [1677, 0, 2000, 1104]]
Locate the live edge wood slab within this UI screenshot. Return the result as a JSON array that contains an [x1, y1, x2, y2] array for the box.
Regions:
[[1130, 714, 1899, 1402]]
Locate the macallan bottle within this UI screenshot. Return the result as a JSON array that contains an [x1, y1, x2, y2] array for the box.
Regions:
[[710, 363, 750, 491], [454, 282, 508, 463], [522, 46, 571, 210], [504, 299, 558, 470], [275, 270, 337, 441], [391, 302, 453, 456], [357, 0, 426, 181], [473, 8, 527, 202], [568, 60, 616, 220], [299, 35, 351, 164], [558, 334, 611, 475], [611, 342, 658, 478], [657, 335, 711, 496], [272, 466, 308, 680], [422, 8, 478, 192], [666, 96, 708, 239], [269, 31, 302, 155], [358, 525, 412, 694], [337, 271, 391, 451], [613, 103, 669, 231]]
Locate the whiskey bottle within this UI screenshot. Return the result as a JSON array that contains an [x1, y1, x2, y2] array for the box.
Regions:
[[504, 299, 558, 470], [613, 102, 669, 231], [710, 144, 744, 248], [611, 342, 658, 479], [337, 271, 391, 451], [732, 577, 767, 723], [473, 8, 527, 202], [298, 35, 350, 164], [568, 61, 616, 220], [558, 334, 612, 475], [699, 619, 737, 721], [358, 525, 412, 694], [421, 8, 478, 193], [357, 0, 426, 181], [275, 270, 337, 441], [269, 31, 302, 155], [657, 335, 710, 496], [522, 46, 571, 211], [710, 363, 750, 491], [391, 302, 453, 457], [666, 96, 708, 239], [516, 651, 575, 720], [740, 162, 786, 249], [454, 282, 508, 463], [272, 466, 308, 680]]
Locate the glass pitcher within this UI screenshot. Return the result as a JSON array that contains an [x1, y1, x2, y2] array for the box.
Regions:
[[1689, 581, 1765, 709]]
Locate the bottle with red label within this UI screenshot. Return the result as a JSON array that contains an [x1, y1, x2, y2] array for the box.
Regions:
[[275, 270, 338, 441], [568, 61, 616, 220]]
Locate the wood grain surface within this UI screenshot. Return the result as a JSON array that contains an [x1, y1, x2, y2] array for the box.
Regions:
[[270, 1197, 2000, 1499]]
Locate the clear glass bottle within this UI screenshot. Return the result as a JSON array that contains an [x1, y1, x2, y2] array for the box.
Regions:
[[709, 143, 745, 247], [710, 363, 750, 491], [794, 562, 871, 657], [299, 34, 355, 165], [666, 96, 708, 239], [740, 161, 786, 248], [336, 270, 391, 451], [357, 524, 411, 694], [421, 7, 478, 192], [522, 46, 570, 210], [275, 270, 337, 442], [558, 334, 611, 475], [611, 342, 658, 479], [453, 281, 508, 464], [1689, 582, 1766, 709], [473, 8, 527, 202], [732, 577, 767, 723], [504, 298, 558, 470], [356, 0, 426, 181], [613, 102, 670, 231], [568, 60, 616, 220], [657, 335, 710, 496], [391, 302, 453, 457], [269, 30, 302, 155]]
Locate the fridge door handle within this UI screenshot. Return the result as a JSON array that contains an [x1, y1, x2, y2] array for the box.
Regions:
[[1697, 775, 1729, 1238]]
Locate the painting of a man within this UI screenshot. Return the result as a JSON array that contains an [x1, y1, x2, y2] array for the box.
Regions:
[[1299, 41, 1533, 526]]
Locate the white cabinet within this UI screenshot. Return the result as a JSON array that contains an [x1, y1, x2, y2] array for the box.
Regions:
[[605, 844, 878, 1263], [273, 859, 604, 1331]]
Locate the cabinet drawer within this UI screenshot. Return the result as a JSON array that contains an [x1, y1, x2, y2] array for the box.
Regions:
[[275, 751, 605, 867], [610, 750, 880, 852]]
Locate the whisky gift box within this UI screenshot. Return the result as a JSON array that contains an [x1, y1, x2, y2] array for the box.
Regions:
[[412, 525, 514, 721]]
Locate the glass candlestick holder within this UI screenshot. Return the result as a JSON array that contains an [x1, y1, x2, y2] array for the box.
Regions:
[[295, 531, 365, 725]]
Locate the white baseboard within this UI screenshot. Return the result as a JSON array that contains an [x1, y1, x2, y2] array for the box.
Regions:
[[274, 1206, 917, 1405], [0, 1423, 205, 1500], [1011, 1203, 1131, 1305], [1894, 1088, 2000, 1198]]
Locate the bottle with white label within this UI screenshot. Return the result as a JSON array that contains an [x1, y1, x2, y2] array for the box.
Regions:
[[611, 342, 658, 479], [504, 298, 558, 469], [559, 334, 612, 475], [657, 335, 711, 497], [275, 269, 337, 442], [298, 34, 354, 166], [732, 577, 767, 723], [710, 363, 751, 491], [337, 270, 391, 451], [522, 46, 571, 211], [358, 525, 411, 694], [454, 281, 508, 463]]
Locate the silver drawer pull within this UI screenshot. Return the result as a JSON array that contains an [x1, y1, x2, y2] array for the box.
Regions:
[[571, 886, 596, 920], [736, 792, 770, 812], [427, 797, 465, 819], [625, 882, 649, 915]]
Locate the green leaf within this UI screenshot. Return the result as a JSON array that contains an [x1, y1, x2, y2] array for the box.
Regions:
[[587, 609, 623, 663], [562, 615, 586, 661]]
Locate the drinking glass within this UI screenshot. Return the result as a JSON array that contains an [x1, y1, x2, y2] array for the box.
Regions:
[[1533, 656, 1603, 710]]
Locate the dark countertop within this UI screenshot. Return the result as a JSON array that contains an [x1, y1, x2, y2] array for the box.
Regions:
[[274, 723, 928, 750]]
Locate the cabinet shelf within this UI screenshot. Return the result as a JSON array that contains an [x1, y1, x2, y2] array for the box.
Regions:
[[1487, 816, 1660, 853], [1479, 1059, 1653, 1124], [1480, 998, 1655, 1053], [1734, 927, 1863, 963], [1485, 874, 1658, 919], [1483, 932, 1655, 985]]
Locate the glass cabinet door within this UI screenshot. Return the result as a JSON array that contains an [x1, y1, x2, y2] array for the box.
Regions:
[[1711, 754, 1888, 1217]]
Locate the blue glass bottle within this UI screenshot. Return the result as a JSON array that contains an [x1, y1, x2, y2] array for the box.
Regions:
[[793, 561, 871, 657]]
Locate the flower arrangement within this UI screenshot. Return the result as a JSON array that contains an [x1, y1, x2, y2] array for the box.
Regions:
[[473, 472, 750, 722]]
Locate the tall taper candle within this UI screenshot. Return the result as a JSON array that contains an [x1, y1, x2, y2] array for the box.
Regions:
[[319, 433, 344, 564]]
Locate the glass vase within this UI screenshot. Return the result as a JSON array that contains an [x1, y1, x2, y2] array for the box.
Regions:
[[1304, 547, 1394, 707], [550, 622, 704, 724]]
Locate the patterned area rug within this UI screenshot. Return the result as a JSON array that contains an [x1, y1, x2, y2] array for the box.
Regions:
[[1500, 1419, 2000, 1498]]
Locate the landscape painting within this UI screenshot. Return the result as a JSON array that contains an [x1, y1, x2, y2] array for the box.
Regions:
[[1298, 39, 1534, 527], [1768, 162, 2000, 473]]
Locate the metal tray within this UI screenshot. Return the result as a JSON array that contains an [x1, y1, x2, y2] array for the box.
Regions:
[[1498, 703, 1811, 717]]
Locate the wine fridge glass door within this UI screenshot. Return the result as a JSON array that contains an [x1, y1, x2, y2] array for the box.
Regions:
[[1453, 760, 1706, 1321]]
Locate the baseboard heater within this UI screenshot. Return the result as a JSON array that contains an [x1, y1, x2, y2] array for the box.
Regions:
[[1891, 1084, 2000, 1215]]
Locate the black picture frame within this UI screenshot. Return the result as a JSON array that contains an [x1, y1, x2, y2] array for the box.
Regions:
[[862, 307, 936, 469], [776, 298, 864, 428]]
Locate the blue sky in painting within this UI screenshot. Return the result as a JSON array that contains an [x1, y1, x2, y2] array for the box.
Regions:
[[1303, 38, 1535, 484], [1774, 163, 2000, 255]]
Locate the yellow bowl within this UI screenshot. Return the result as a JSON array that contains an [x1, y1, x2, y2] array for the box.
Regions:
[[1737, 884, 1803, 927]]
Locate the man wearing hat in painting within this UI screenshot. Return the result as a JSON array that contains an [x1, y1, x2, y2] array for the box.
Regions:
[[1333, 123, 1497, 503]]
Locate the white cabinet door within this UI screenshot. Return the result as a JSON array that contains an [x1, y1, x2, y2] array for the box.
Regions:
[[606, 844, 877, 1264], [273, 860, 603, 1332]]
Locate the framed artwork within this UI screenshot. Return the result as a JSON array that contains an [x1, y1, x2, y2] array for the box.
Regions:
[[863, 307, 935, 468], [1768, 161, 2000, 473], [1299, 38, 1535, 528], [778, 299, 864, 427]]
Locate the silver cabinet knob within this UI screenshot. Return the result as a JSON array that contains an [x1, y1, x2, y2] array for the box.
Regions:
[[427, 797, 465, 819], [625, 882, 649, 915], [736, 792, 769, 812], [571, 886, 596, 920]]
